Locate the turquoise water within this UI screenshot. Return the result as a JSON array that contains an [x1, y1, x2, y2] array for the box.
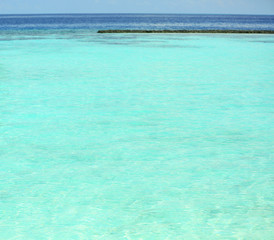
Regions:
[[0, 32, 274, 239]]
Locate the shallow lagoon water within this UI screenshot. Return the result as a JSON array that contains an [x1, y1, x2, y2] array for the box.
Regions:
[[0, 31, 274, 239]]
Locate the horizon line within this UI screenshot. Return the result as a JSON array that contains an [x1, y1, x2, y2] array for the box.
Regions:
[[1, 12, 274, 16]]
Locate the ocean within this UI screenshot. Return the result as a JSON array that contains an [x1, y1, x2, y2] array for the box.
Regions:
[[0, 14, 274, 239], [0, 14, 274, 31]]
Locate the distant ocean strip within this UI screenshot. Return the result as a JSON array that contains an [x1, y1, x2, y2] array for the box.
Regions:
[[0, 14, 273, 31]]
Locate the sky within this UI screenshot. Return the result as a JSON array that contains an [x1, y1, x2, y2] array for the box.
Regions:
[[0, 0, 274, 15]]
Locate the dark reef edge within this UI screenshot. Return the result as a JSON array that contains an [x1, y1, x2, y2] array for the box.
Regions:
[[98, 30, 274, 34]]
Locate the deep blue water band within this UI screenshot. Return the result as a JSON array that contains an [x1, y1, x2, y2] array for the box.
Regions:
[[0, 14, 274, 31]]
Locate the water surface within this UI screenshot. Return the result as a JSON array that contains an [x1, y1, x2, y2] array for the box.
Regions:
[[0, 16, 274, 239]]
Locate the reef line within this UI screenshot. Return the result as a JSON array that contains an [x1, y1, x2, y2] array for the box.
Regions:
[[98, 30, 274, 34]]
